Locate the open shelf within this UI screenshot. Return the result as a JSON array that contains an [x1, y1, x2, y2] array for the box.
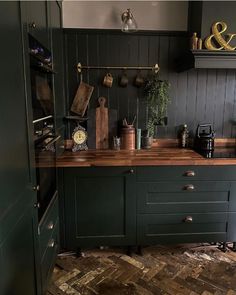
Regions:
[[176, 50, 236, 72]]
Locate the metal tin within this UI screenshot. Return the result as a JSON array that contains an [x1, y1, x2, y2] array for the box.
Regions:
[[121, 126, 135, 150]]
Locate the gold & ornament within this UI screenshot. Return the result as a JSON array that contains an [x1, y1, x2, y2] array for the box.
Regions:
[[205, 21, 236, 51]]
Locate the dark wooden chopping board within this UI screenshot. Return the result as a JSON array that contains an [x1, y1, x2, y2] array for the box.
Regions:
[[96, 97, 108, 149], [87, 99, 118, 149]]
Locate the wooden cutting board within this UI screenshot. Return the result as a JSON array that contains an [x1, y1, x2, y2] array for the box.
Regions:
[[87, 107, 118, 149], [70, 81, 94, 117], [96, 97, 109, 149]]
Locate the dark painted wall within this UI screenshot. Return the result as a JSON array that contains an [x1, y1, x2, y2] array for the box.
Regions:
[[64, 29, 236, 139]]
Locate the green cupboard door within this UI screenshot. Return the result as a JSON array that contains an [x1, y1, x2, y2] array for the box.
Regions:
[[0, 206, 36, 295], [24, 1, 49, 48], [49, 1, 65, 156], [49, 1, 65, 129], [64, 167, 136, 249], [0, 2, 37, 295]]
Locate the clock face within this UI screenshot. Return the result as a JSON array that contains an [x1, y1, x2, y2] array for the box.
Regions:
[[73, 130, 87, 145]]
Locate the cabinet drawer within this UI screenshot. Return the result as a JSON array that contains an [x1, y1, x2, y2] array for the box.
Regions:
[[137, 182, 230, 213], [41, 221, 59, 293], [136, 166, 236, 182], [39, 193, 59, 259], [137, 213, 227, 245]]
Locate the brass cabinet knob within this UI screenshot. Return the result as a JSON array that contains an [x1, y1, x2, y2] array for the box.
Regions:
[[29, 22, 36, 29], [33, 185, 40, 191], [184, 216, 193, 223], [48, 239, 55, 248], [34, 202, 40, 209], [129, 169, 134, 174], [47, 221, 54, 230], [184, 170, 195, 177], [183, 184, 195, 191]]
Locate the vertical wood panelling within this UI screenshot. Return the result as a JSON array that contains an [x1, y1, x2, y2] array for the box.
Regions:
[[214, 70, 227, 138], [223, 70, 236, 138], [64, 30, 236, 139], [87, 34, 100, 109], [204, 70, 217, 133], [195, 69, 208, 125]]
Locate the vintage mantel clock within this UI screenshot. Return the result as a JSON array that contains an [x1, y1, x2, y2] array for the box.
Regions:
[[72, 124, 88, 152], [65, 116, 88, 152]]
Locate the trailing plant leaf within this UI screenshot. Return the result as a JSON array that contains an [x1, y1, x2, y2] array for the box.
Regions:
[[144, 74, 170, 137]]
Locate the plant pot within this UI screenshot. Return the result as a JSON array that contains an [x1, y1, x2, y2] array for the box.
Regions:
[[141, 136, 153, 149]]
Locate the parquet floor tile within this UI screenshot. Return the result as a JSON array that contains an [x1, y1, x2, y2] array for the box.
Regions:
[[47, 244, 236, 295]]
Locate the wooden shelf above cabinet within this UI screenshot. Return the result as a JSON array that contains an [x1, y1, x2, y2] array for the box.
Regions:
[[176, 50, 236, 72]]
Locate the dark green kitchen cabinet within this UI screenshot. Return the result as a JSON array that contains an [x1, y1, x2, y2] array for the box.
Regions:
[[62, 167, 136, 249], [49, 1, 65, 156], [39, 193, 60, 294], [49, 1, 65, 130], [136, 166, 236, 245], [24, 1, 49, 49], [0, 2, 37, 294], [1, 1, 63, 294], [0, 206, 36, 295], [60, 165, 236, 250]]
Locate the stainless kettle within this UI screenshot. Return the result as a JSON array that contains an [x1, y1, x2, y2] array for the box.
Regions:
[[195, 124, 215, 151]]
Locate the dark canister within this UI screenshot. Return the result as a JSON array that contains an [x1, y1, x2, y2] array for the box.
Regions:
[[195, 124, 215, 151], [121, 125, 135, 150]]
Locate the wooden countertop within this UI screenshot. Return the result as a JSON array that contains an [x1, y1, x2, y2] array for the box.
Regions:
[[56, 148, 236, 167]]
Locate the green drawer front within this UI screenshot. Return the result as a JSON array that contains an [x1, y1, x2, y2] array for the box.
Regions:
[[136, 166, 236, 182], [41, 220, 59, 293], [39, 193, 59, 259], [137, 182, 230, 213], [137, 213, 227, 245]]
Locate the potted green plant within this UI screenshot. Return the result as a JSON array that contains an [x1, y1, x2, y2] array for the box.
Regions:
[[142, 74, 170, 148]]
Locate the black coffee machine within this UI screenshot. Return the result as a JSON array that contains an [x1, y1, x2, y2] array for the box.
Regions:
[[195, 124, 215, 151]]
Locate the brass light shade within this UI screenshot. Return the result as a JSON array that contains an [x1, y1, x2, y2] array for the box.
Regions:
[[121, 8, 138, 33]]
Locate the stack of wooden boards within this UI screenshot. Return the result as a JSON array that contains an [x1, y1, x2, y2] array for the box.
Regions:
[[71, 82, 117, 149]]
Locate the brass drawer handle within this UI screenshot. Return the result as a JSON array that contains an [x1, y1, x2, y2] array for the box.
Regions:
[[47, 221, 54, 230], [184, 170, 195, 177], [183, 184, 195, 191], [48, 239, 55, 248], [129, 169, 134, 174], [184, 216, 193, 223]]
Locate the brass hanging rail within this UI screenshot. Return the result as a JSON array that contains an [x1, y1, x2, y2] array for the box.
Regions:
[[77, 62, 160, 74]]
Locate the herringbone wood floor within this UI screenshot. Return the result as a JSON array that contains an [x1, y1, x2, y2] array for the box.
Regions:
[[47, 244, 236, 295]]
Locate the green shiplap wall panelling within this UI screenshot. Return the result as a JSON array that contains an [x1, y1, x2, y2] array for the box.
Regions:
[[63, 30, 236, 139]]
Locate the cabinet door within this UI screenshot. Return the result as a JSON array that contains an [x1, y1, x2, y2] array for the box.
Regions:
[[0, 206, 36, 295], [64, 167, 136, 248], [49, 1, 65, 156], [26, 1, 49, 48], [0, 2, 37, 294], [49, 1, 65, 131]]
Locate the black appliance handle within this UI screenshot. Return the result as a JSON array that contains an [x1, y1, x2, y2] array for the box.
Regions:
[[197, 124, 213, 137]]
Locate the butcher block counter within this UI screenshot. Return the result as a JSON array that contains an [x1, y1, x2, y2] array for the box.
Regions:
[[56, 147, 236, 167]]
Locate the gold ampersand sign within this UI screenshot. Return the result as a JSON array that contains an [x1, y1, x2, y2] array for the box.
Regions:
[[205, 21, 236, 51]]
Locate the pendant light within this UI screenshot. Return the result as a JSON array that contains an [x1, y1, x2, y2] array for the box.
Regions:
[[121, 8, 138, 33]]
